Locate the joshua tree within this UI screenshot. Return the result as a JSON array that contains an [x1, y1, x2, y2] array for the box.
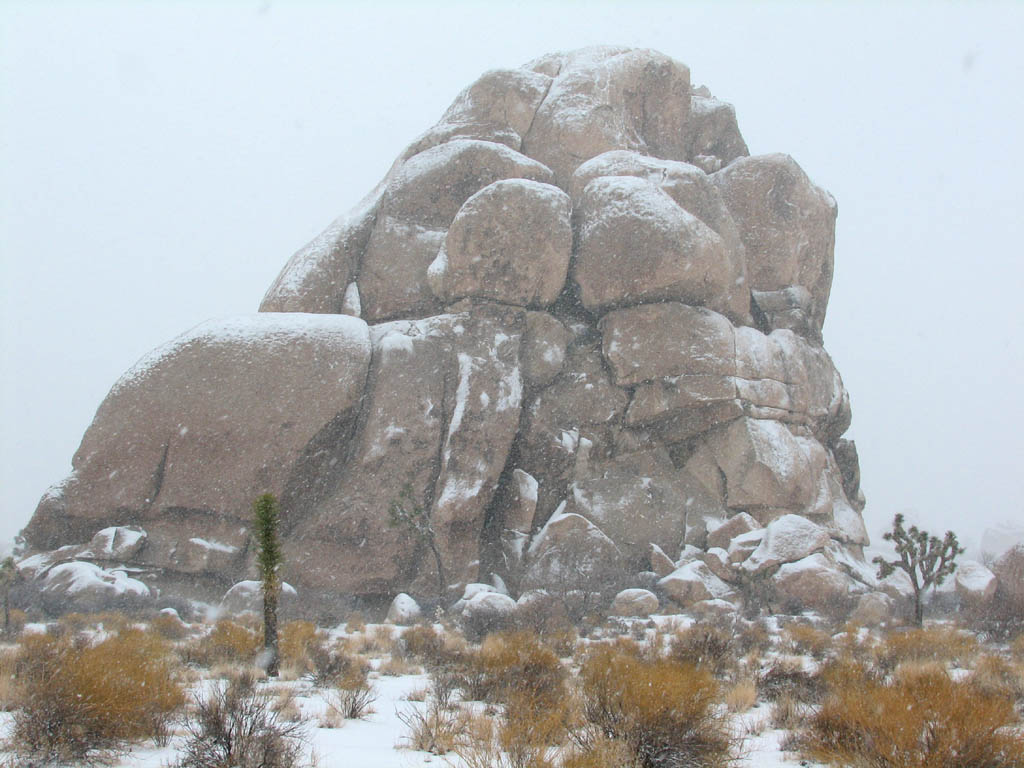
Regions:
[[0, 557, 17, 635], [252, 493, 283, 676], [873, 513, 963, 626], [389, 484, 446, 598]]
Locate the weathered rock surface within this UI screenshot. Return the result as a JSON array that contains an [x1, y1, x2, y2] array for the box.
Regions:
[[430, 179, 572, 307], [20, 47, 871, 622], [659, 561, 737, 607], [714, 153, 837, 337], [386, 593, 423, 625], [611, 588, 659, 617], [954, 560, 998, 604]]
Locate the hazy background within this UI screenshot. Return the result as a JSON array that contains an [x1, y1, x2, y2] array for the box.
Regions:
[[2, 2, 1022, 556]]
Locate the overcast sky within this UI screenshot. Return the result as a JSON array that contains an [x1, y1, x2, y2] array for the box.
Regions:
[[2, 2, 1022, 555]]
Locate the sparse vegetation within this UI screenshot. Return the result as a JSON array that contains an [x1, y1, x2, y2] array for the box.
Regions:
[[2, 594, 1022, 767], [802, 659, 1024, 767], [579, 643, 735, 768], [398, 699, 466, 754], [10, 629, 185, 762], [177, 670, 306, 768], [188, 618, 262, 667]]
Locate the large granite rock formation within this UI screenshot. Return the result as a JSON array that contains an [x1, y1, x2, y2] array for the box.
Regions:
[[19, 47, 881, 619]]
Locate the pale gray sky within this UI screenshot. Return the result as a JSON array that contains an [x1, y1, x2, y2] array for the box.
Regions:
[[2, 1, 1022, 554]]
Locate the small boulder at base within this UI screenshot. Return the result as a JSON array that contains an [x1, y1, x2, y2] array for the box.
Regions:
[[386, 593, 422, 625], [611, 588, 660, 617], [462, 591, 516, 623], [39, 561, 151, 615], [848, 592, 895, 627], [659, 561, 736, 607], [220, 580, 298, 616], [742, 514, 831, 573], [772, 553, 860, 614]]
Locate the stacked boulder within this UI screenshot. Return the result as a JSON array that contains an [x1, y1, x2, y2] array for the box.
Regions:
[[19, 47, 879, 619]]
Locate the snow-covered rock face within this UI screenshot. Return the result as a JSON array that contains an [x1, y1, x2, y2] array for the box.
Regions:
[[20, 46, 872, 620]]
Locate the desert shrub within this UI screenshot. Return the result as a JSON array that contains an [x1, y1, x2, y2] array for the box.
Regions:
[[783, 622, 832, 659], [874, 624, 979, 672], [579, 644, 735, 768], [278, 620, 321, 675], [802, 661, 1024, 767], [560, 732, 638, 768], [10, 629, 185, 762], [453, 700, 568, 768], [725, 679, 757, 713], [0, 646, 17, 711], [734, 619, 772, 657], [471, 630, 566, 708], [398, 699, 467, 754], [770, 693, 808, 731], [379, 653, 421, 676], [190, 618, 262, 667], [345, 611, 366, 633], [757, 657, 826, 704], [427, 664, 461, 709], [969, 654, 1024, 703], [151, 610, 190, 640], [401, 624, 446, 665], [349, 624, 395, 656], [668, 624, 736, 678], [325, 678, 377, 720], [177, 670, 306, 768], [306, 641, 369, 688]]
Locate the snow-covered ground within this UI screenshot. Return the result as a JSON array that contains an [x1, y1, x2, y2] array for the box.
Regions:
[[0, 641, 825, 768]]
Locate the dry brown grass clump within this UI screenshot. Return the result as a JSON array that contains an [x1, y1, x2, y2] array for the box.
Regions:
[[345, 611, 366, 633], [579, 644, 735, 768], [725, 679, 757, 713], [783, 622, 832, 659], [0, 646, 19, 711], [10, 629, 186, 762], [874, 624, 979, 672], [969, 654, 1024, 703], [398, 699, 468, 754], [349, 624, 395, 656], [400, 624, 448, 665], [470, 630, 567, 708], [668, 624, 736, 678], [379, 653, 421, 676], [453, 695, 571, 768], [802, 660, 1024, 767], [278, 620, 321, 675], [757, 657, 826, 704], [307, 640, 370, 688], [188, 618, 262, 667], [151, 610, 190, 640]]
